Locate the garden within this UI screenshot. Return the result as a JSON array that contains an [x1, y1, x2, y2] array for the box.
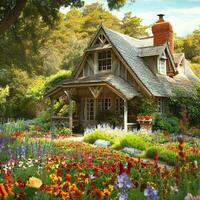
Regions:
[[0, 120, 199, 200]]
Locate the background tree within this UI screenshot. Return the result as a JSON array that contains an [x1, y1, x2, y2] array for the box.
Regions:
[[122, 12, 149, 38], [0, 0, 133, 34]]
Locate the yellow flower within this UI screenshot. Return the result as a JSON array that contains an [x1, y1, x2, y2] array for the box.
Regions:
[[26, 177, 42, 189], [50, 174, 62, 182], [108, 184, 114, 191]]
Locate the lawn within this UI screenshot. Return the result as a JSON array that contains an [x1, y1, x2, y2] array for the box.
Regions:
[[0, 129, 199, 200]]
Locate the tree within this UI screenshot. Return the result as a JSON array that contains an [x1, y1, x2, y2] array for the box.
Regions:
[[174, 26, 200, 63], [121, 12, 149, 38], [0, 0, 132, 34], [0, 86, 9, 117], [82, 3, 122, 37]]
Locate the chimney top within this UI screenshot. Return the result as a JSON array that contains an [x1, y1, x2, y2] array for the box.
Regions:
[[157, 14, 165, 22]]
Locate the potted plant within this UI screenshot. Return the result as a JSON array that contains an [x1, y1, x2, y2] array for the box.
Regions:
[[136, 98, 157, 130]]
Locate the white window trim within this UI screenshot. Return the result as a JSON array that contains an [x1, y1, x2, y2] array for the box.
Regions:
[[98, 50, 112, 72], [97, 98, 112, 111], [157, 98, 165, 113], [157, 58, 167, 75], [115, 97, 124, 114], [85, 98, 95, 121]]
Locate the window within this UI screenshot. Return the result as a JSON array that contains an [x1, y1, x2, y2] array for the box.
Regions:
[[115, 98, 124, 114], [157, 98, 165, 113], [98, 50, 112, 71], [85, 98, 94, 121], [158, 59, 166, 74], [97, 98, 111, 111]]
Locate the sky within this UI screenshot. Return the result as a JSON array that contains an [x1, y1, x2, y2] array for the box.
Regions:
[[61, 0, 200, 37]]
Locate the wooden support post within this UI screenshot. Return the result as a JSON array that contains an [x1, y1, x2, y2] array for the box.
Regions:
[[124, 99, 128, 132], [64, 90, 73, 132], [50, 97, 55, 138], [69, 98, 73, 132]]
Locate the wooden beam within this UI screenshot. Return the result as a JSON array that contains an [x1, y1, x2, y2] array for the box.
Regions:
[[89, 86, 103, 99], [50, 97, 55, 139], [64, 89, 74, 131], [124, 99, 128, 132], [69, 99, 73, 131]]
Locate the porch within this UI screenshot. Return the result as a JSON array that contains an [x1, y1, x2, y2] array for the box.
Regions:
[[45, 74, 139, 133]]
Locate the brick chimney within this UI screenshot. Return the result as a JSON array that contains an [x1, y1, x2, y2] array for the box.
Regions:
[[152, 14, 174, 53]]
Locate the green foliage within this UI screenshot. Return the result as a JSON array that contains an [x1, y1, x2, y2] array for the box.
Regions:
[[170, 83, 200, 126], [153, 113, 179, 133], [186, 128, 200, 137], [1, 120, 28, 135], [0, 85, 9, 117], [174, 26, 200, 64], [122, 12, 148, 38], [96, 110, 121, 127], [45, 70, 71, 91], [118, 134, 149, 150], [146, 146, 177, 166], [30, 110, 50, 131], [84, 130, 113, 144], [138, 98, 158, 116], [55, 128, 72, 135], [191, 63, 200, 78]]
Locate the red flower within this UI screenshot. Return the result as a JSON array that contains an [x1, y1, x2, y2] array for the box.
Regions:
[[127, 162, 132, 175]]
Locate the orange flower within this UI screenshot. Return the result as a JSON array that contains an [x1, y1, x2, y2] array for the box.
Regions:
[[0, 183, 14, 199], [50, 174, 62, 182], [26, 177, 42, 189]]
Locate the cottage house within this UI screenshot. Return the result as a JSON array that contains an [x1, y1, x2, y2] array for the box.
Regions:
[[45, 14, 199, 132]]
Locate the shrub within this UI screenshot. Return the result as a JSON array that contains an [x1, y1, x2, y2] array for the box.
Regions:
[[153, 113, 179, 133], [118, 134, 150, 150], [138, 98, 158, 116], [55, 128, 72, 135], [186, 128, 200, 137], [84, 130, 113, 144], [146, 146, 177, 165]]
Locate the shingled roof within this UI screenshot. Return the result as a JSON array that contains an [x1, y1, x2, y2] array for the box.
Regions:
[[45, 74, 139, 100], [101, 26, 199, 96], [45, 25, 199, 99]]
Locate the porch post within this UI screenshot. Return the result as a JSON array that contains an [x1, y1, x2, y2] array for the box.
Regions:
[[50, 97, 55, 138], [69, 98, 73, 131], [64, 90, 73, 132], [124, 99, 128, 132]]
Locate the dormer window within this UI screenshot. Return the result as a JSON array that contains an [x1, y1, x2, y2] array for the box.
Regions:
[[158, 58, 166, 74], [98, 50, 112, 71]]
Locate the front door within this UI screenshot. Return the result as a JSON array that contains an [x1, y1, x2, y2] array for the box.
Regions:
[[84, 98, 95, 127]]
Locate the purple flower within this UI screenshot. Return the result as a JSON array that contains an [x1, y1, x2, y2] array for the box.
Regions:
[[115, 173, 133, 200], [117, 173, 133, 189], [144, 186, 159, 200]]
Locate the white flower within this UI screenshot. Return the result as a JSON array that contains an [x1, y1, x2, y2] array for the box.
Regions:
[[184, 193, 193, 200]]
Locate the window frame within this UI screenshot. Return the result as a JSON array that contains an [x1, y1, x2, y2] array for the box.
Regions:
[[98, 50, 112, 72], [157, 98, 165, 113], [115, 98, 124, 114], [97, 98, 111, 111], [158, 58, 167, 75]]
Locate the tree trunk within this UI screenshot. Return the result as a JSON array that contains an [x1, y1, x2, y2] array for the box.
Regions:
[[0, 0, 27, 34]]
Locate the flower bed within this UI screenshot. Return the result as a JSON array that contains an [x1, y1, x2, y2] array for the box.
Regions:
[[0, 135, 199, 199]]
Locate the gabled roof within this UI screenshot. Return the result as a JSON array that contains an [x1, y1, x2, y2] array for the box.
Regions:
[[45, 74, 139, 100], [102, 26, 170, 96], [138, 45, 165, 57], [46, 25, 199, 99]]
